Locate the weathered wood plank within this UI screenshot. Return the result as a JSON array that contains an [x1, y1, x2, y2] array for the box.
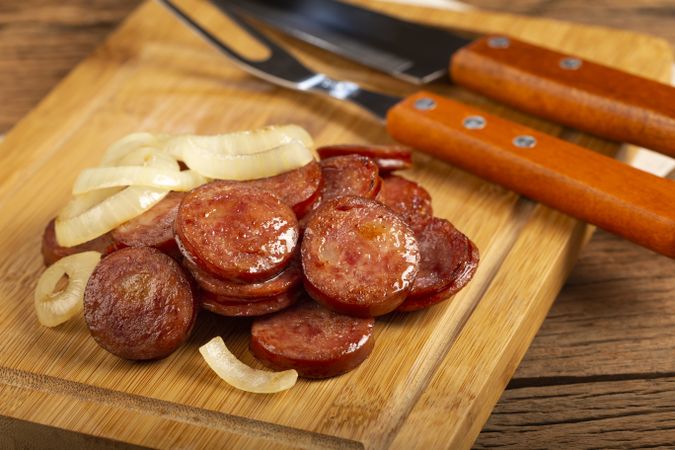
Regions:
[[474, 377, 675, 449]]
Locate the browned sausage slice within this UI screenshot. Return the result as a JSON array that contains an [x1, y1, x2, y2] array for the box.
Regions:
[[41, 219, 120, 266], [317, 144, 413, 173], [241, 161, 322, 218], [175, 183, 299, 282], [112, 191, 185, 256], [319, 155, 380, 202], [397, 218, 479, 312], [376, 175, 433, 232], [184, 257, 301, 300], [84, 247, 197, 360], [200, 290, 299, 317], [302, 196, 419, 317], [250, 300, 375, 378]]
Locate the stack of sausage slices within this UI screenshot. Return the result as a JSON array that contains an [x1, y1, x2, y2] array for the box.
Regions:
[[37, 128, 478, 393]]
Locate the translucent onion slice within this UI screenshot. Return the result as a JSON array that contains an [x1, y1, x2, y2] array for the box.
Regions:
[[55, 187, 168, 247], [58, 187, 122, 220], [34, 251, 101, 327], [199, 336, 297, 394], [183, 140, 314, 180], [72, 167, 208, 194], [100, 132, 169, 166], [112, 146, 179, 172], [164, 124, 314, 163]]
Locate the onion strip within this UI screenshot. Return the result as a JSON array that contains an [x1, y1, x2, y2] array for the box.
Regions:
[[183, 140, 314, 180], [55, 187, 168, 247], [34, 251, 101, 327], [199, 336, 297, 394], [72, 167, 207, 194]]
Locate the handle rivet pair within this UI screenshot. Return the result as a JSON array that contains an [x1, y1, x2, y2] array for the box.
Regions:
[[463, 115, 486, 130], [488, 36, 510, 49], [560, 57, 582, 70], [414, 98, 437, 111], [513, 135, 537, 148]]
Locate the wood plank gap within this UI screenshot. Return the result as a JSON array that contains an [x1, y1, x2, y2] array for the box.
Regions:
[[0, 366, 363, 450], [508, 372, 675, 390]]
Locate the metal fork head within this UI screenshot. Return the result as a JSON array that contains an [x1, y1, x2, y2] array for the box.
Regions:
[[157, 0, 401, 120]]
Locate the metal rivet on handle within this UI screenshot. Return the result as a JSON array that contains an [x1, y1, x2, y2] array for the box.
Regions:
[[463, 115, 486, 130], [560, 57, 582, 70], [488, 36, 510, 48], [414, 98, 436, 111], [513, 135, 537, 148]]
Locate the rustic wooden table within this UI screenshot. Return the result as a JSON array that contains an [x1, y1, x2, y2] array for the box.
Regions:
[[1, 1, 673, 448]]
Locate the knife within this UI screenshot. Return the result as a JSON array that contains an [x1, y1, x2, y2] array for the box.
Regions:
[[159, 0, 675, 258], [228, 0, 675, 159]]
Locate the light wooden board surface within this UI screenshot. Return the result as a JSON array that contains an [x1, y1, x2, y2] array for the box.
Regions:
[[0, 1, 671, 449]]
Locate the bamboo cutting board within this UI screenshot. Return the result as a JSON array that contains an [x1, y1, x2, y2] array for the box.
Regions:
[[0, 1, 671, 449]]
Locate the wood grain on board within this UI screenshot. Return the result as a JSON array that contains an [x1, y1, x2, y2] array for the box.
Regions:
[[0, 0, 673, 449]]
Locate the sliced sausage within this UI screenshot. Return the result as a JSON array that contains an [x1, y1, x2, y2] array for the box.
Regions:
[[184, 257, 301, 300], [83, 247, 197, 360], [397, 218, 479, 312], [319, 155, 380, 202], [241, 161, 322, 218], [317, 144, 412, 173], [112, 191, 185, 257], [200, 290, 299, 317], [376, 175, 433, 232], [250, 300, 375, 378], [41, 219, 120, 266], [175, 183, 299, 282], [302, 196, 419, 317]]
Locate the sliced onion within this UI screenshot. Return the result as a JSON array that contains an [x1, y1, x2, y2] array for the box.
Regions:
[[199, 336, 297, 394], [111, 146, 179, 172], [58, 187, 122, 220], [55, 187, 168, 247], [73, 167, 208, 194], [100, 132, 169, 166], [34, 251, 101, 327], [164, 124, 313, 163], [183, 140, 314, 180]]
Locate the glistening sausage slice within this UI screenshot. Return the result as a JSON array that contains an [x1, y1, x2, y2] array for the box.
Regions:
[[83, 247, 197, 360], [112, 191, 185, 256], [241, 161, 322, 218], [184, 257, 301, 300], [302, 196, 419, 317], [317, 144, 413, 173], [376, 175, 433, 232], [319, 155, 380, 202], [175, 183, 299, 282], [397, 218, 479, 312], [41, 219, 120, 266], [250, 300, 375, 378], [200, 290, 299, 317]]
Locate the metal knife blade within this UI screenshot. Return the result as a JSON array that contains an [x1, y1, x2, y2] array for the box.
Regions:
[[226, 0, 470, 84]]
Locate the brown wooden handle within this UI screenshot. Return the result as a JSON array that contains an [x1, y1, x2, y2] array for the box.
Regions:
[[387, 91, 675, 258], [450, 35, 675, 158]]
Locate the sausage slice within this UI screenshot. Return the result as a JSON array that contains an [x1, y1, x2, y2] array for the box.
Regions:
[[112, 191, 185, 256], [241, 161, 322, 218], [319, 155, 380, 202], [200, 290, 299, 317], [376, 175, 433, 232], [302, 196, 419, 317], [250, 300, 375, 378], [41, 219, 120, 266], [397, 218, 479, 312], [184, 257, 301, 300], [84, 247, 197, 360], [175, 183, 299, 282], [317, 144, 413, 173]]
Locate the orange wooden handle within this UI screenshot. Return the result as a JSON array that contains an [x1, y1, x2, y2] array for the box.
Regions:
[[387, 91, 675, 258], [450, 35, 675, 158]]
